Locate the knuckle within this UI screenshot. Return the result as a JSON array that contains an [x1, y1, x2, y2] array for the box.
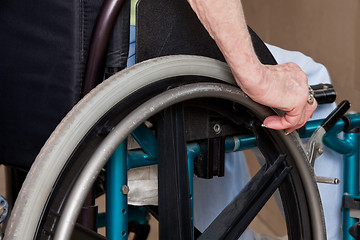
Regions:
[[287, 62, 298, 68], [296, 70, 308, 83], [283, 115, 298, 127], [301, 71, 308, 82]]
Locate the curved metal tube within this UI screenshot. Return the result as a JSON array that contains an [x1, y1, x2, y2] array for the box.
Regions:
[[54, 82, 325, 240], [82, 0, 126, 96], [54, 83, 265, 239]]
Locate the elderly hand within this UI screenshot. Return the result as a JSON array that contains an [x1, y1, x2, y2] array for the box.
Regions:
[[235, 62, 317, 134], [186, 0, 317, 134]]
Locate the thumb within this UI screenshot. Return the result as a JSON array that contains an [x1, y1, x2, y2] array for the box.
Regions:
[[262, 115, 296, 130]]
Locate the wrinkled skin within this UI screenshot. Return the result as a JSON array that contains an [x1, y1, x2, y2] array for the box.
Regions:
[[187, 0, 317, 134]]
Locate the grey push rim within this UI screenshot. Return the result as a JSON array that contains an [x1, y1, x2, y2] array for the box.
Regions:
[[4, 55, 325, 240], [55, 82, 324, 239]]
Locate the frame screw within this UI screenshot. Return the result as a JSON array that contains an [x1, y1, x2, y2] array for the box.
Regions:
[[213, 123, 222, 134], [318, 148, 324, 155], [121, 185, 129, 195]]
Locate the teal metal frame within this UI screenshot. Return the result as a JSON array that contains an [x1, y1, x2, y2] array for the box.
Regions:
[[299, 113, 360, 240], [102, 113, 360, 240], [106, 141, 128, 239]]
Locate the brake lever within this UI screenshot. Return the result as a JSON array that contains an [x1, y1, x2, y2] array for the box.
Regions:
[[304, 100, 350, 184], [305, 100, 351, 167]]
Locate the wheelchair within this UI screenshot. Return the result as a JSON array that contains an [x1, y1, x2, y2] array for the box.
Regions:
[[2, 0, 351, 239]]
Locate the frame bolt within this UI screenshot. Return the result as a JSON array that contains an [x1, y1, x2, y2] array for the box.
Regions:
[[318, 148, 324, 155], [121, 185, 130, 195], [213, 123, 222, 134]]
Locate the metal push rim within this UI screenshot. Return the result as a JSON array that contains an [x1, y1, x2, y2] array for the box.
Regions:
[[4, 55, 325, 240]]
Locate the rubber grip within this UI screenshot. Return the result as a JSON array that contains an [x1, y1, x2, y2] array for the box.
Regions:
[[321, 100, 351, 132], [311, 84, 336, 104], [311, 84, 337, 104]]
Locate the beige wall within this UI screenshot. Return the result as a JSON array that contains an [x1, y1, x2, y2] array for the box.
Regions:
[[242, 0, 360, 111]]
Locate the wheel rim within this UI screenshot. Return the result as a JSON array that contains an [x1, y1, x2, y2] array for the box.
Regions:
[[5, 55, 325, 240], [52, 82, 317, 239]]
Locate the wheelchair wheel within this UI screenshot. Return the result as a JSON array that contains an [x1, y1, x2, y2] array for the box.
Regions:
[[4, 55, 325, 240]]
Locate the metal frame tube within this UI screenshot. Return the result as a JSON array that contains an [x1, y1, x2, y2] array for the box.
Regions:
[[343, 131, 360, 240], [106, 140, 128, 239], [82, 0, 127, 96]]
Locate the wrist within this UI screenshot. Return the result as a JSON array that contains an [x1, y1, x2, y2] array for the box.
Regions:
[[230, 57, 268, 97]]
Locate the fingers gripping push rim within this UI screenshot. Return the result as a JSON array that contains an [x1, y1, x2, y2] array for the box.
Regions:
[[4, 55, 325, 239]]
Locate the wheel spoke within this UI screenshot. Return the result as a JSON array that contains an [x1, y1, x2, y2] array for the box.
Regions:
[[71, 223, 108, 240], [157, 104, 192, 239], [199, 154, 292, 240]]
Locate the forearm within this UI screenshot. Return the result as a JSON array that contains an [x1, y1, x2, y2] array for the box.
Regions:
[[188, 0, 317, 133], [187, 0, 265, 95]]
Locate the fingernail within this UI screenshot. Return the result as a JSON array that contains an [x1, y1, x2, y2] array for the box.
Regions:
[[284, 131, 290, 136], [261, 124, 267, 128]]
